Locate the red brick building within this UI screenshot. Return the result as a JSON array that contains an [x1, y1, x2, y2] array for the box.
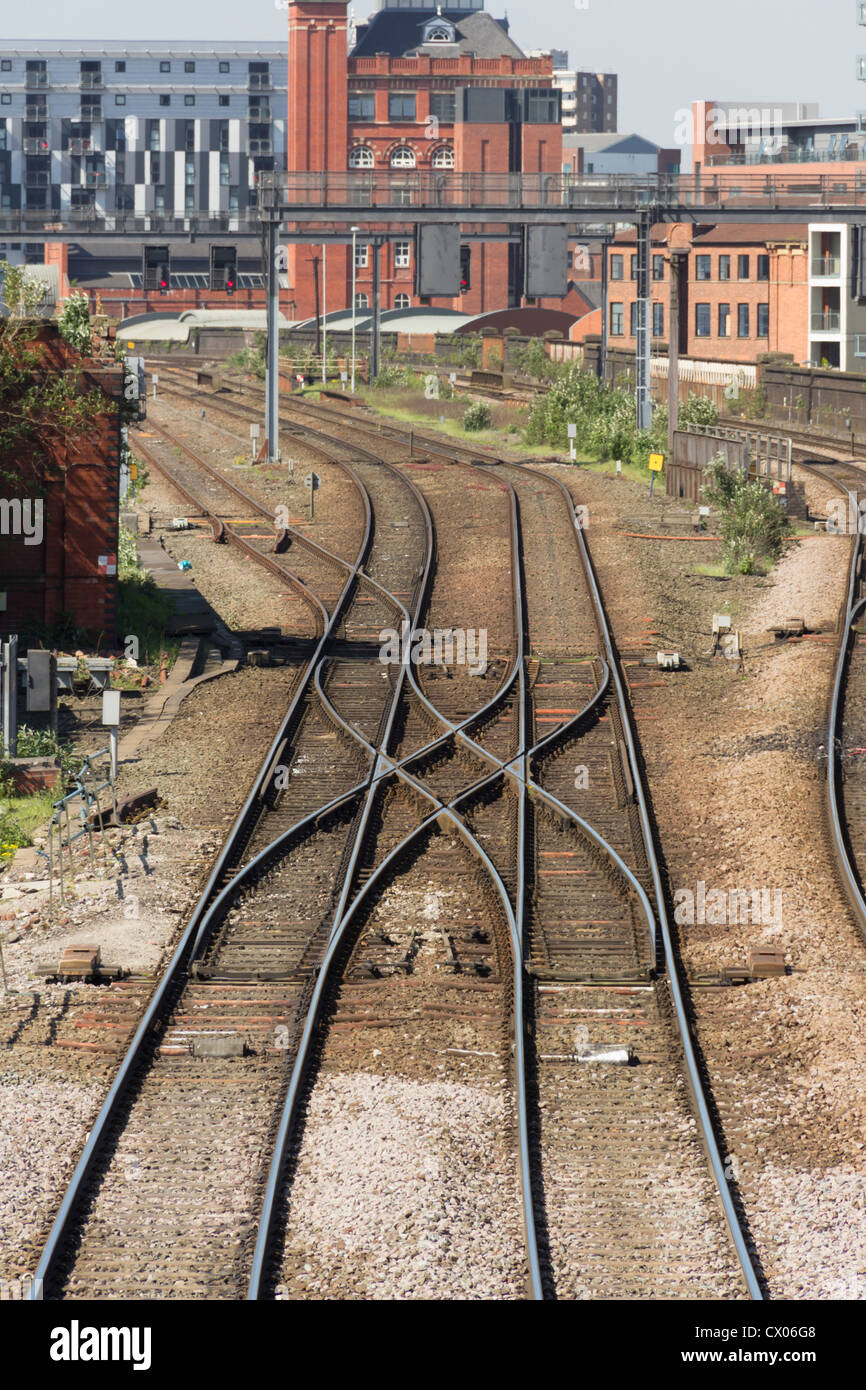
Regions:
[[596, 222, 808, 365], [284, 0, 566, 319], [0, 324, 125, 641]]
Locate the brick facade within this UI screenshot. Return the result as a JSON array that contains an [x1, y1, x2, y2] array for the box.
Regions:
[[604, 224, 808, 365], [0, 324, 124, 641]]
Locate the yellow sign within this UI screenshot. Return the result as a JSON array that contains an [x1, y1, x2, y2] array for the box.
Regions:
[[648, 453, 665, 472], [129, 463, 138, 480]]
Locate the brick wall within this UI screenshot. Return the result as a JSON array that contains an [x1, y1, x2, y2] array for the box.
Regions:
[[0, 324, 124, 642]]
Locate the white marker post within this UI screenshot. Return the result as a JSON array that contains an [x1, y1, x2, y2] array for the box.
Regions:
[[152, 373, 159, 401], [250, 422, 260, 463], [567, 422, 577, 463], [102, 688, 121, 780]]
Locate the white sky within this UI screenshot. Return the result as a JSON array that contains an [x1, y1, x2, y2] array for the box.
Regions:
[[6, 0, 860, 147]]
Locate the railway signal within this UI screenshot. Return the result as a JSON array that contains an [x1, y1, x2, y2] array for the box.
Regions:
[[210, 245, 238, 295], [143, 244, 170, 294], [304, 471, 320, 519], [459, 245, 471, 295]]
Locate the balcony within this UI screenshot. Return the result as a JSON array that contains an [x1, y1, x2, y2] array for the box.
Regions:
[[248, 74, 271, 90], [84, 172, 107, 188], [24, 105, 47, 121], [812, 256, 841, 276], [248, 107, 271, 121], [24, 72, 48, 89], [79, 107, 103, 123], [69, 137, 92, 155], [248, 138, 272, 156], [23, 170, 50, 187], [811, 311, 841, 331], [79, 73, 103, 89], [22, 136, 49, 154]]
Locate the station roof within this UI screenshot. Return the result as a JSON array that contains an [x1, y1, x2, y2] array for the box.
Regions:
[[292, 306, 475, 334], [116, 309, 296, 342]]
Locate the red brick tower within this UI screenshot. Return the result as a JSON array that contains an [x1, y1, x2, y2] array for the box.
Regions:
[[286, 0, 351, 319]]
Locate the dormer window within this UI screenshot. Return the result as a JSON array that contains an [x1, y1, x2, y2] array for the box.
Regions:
[[422, 7, 456, 44], [424, 23, 455, 42]]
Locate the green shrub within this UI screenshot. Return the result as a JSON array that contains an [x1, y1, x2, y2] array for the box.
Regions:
[[678, 393, 719, 427], [702, 453, 792, 574], [463, 401, 492, 432]]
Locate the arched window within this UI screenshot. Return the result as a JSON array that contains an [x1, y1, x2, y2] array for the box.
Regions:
[[349, 145, 374, 169], [431, 144, 454, 169], [390, 145, 416, 169], [425, 24, 453, 41], [355, 292, 369, 310], [394, 293, 410, 310]]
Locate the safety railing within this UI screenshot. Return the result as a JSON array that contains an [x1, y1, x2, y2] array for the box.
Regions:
[[37, 748, 117, 911]]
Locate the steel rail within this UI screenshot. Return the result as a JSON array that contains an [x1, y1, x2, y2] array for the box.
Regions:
[[796, 459, 866, 943], [29, 444, 375, 1300], [507, 461, 764, 1300]]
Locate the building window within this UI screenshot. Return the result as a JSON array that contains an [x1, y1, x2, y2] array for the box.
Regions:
[[395, 240, 411, 267], [217, 121, 229, 151], [757, 254, 770, 281], [1, 61, 11, 72], [695, 303, 711, 337], [160, 61, 171, 73], [757, 303, 769, 336], [219, 155, 230, 186], [652, 255, 664, 281], [185, 190, 195, 211], [610, 254, 623, 280], [610, 302, 624, 336], [159, 95, 170, 107], [738, 303, 750, 336], [431, 144, 454, 168], [349, 145, 374, 168], [630, 302, 639, 335], [219, 61, 230, 73], [389, 145, 415, 168], [185, 156, 195, 186], [738, 254, 750, 280], [652, 302, 664, 337], [184, 95, 195, 106], [185, 61, 195, 73], [219, 95, 229, 107], [154, 186, 166, 213], [389, 93, 416, 121], [348, 92, 375, 120], [718, 255, 731, 281], [229, 186, 240, 212], [719, 303, 730, 336], [355, 292, 368, 310], [1, 94, 10, 105], [395, 293, 410, 309], [430, 92, 455, 123], [630, 254, 637, 280], [696, 254, 711, 281], [115, 61, 126, 73], [115, 94, 126, 106], [354, 242, 368, 268]]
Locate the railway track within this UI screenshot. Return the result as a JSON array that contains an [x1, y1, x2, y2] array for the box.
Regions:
[[27, 366, 765, 1299]]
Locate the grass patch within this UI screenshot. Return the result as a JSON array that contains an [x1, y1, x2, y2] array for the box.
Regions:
[[693, 562, 732, 579], [583, 457, 657, 487], [0, 791, 56, 861], [118, 525, 177, 668]]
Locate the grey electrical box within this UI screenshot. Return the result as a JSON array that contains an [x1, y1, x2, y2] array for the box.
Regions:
[[524, 224, 569, 299], [415, 224, 461, 297], [26, 650, 56, 713]]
